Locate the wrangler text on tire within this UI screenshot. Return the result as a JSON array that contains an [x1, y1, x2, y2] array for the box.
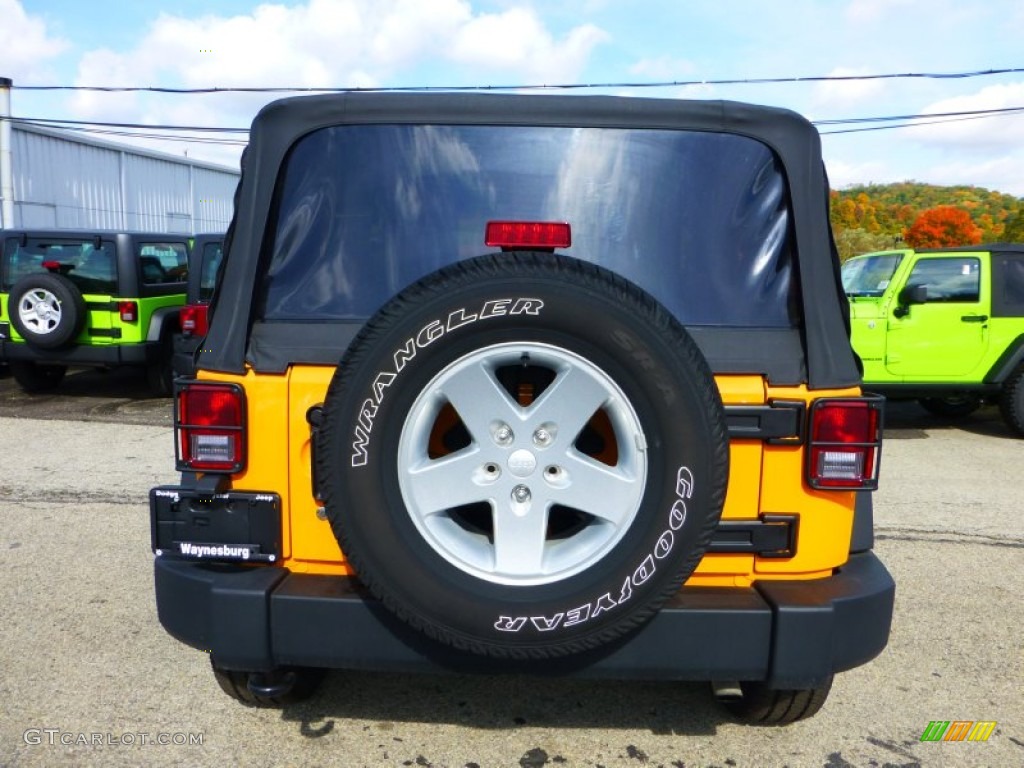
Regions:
[[317, 253, 730, 659]]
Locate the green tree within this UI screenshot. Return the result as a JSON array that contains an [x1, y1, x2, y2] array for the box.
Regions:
[[834, 228, 900, 262], [1004, 213, 1024, 243]]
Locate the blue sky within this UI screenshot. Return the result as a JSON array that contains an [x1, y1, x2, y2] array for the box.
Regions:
[[4, 0, 1024, 194]]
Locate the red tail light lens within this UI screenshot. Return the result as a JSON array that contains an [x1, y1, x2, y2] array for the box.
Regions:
[[179, 304, 209, 336], [175, 383, 245, 472], [485, 221, 571, 250], [118, 301, 138, 323], [807, 397, 883, 490]]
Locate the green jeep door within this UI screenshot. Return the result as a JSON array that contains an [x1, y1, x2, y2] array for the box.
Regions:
[[885, 254, 990, 378]]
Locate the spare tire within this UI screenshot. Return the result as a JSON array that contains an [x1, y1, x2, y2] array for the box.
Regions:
[[318, 253, 729, 659], [9, 273, 87, 349]]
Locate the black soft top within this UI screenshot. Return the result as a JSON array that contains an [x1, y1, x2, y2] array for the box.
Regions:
[[203, 92, 859, 389]]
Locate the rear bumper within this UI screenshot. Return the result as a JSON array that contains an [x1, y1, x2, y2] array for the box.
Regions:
[[172, 334, 201, 378], [154, 551, 894, 688], [0, 339, 160, 365]]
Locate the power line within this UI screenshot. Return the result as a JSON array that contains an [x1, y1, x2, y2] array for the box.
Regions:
[[34, 124, 248, 146], [820, 109, 1024, 135], [9, 105, 1024, 142], [10, 66, 1024, 94], [8, 115, 248, 132], [814, 105, 1024, 126]]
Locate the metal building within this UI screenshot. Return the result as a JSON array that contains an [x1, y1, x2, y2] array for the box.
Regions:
[[0, 79, 239, 233]]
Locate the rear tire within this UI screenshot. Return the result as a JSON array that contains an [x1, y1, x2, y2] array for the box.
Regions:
[[210, 660, 325, 707], [9, 361, 67, 393], [716, 677, 833, 725], [146, 335, 175, 396], [999, 365, 1024, 437], [317, 253, 730, 659]]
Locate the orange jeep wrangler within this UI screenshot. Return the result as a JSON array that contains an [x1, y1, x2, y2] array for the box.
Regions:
[[150, 92, 894, 724]]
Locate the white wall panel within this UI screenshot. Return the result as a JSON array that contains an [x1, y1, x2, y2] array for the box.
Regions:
[[11, 125, 238, 233]]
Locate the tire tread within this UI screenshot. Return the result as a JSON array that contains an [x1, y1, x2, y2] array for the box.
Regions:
[[999, 364, 1024, 436], [318, 253, 730, 659]]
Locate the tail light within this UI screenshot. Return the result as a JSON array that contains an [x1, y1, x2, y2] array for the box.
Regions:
[[180, 304, 209, 336], [118, 301, 138, 323], [807, 397, 883, 490], [175, 383, 245, 473], [485, 221, 571, 250]]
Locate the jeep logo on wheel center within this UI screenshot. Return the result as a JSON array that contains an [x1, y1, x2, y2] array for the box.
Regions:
[[350, 297, 544, 466]]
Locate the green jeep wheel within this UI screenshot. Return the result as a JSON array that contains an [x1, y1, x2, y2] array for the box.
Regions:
[[999, 365, 1024, 436]]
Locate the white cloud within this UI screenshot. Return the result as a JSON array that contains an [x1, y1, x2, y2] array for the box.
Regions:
[[823, 156, 899, 190], [0, 0, 69, 83], [448, 7, 607, 83], [61, 0, 607, 164], [907, 82, 1024, 151], [916, 154, 1024, 197], [70, 1, 606, 92]]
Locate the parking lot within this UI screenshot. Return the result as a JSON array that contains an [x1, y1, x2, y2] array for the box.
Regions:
[[0, 367, 1021, 767]]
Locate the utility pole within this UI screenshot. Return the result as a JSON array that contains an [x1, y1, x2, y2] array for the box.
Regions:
[[0, 77, 14, 229]]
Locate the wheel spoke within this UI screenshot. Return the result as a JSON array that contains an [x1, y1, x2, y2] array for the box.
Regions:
[[492, 503, 550, 576], [439, 360, 521, 440], [404, 450, 490, 517], [560, 452, 641, 527], [529, 364, 611, 443], [397, 341, 647, 585]]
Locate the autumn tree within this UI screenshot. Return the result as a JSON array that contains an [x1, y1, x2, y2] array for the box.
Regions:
[[1004, 213, 1024, 243], [834, 228, 900, 262], [904, 206, 983, 249]]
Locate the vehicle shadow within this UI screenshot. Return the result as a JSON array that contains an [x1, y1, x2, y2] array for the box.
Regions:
[[882, 400, 1016, 441], [0, 366, 171, 426], [278, 669, 724, 738]]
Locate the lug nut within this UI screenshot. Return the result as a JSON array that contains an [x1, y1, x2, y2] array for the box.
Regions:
[[495, 425, 514, 445], [512, 485, 531, 503], [533, 428, 551, 447]]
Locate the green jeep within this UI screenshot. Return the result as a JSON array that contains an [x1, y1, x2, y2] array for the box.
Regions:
[[0, 230, 190, 394], [842, 243, 1024, 434]]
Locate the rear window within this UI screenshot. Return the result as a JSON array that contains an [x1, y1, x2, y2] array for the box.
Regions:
[[199, 241, 224, 302], [992, 253, 1024, 317], [139, 242, 189, 285], [2, 237, 117, 295], [259, 124, 797, 328]]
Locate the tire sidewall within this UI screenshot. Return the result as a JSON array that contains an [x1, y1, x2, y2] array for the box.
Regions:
[[9, 274, 86, 349], [1002, 366, 1024, 435], [321, 257, 728, 655]]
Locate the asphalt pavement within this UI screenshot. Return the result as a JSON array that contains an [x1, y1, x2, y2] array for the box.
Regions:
[[0, 369, 1021, 767]]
